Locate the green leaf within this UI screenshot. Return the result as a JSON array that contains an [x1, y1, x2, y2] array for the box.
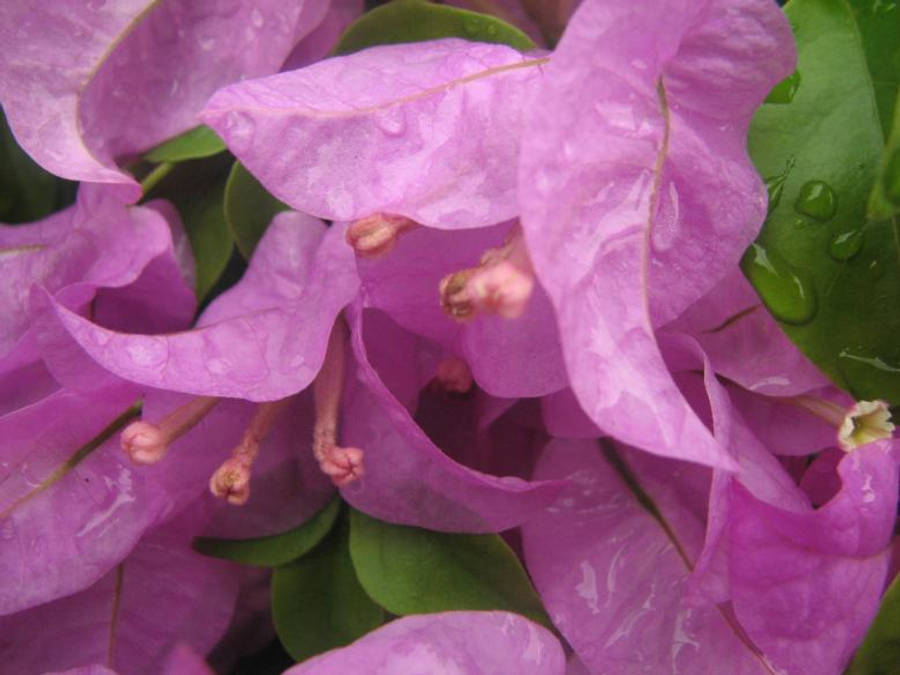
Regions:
[[272, 519, 384, 662], [0, 109, 76, 223], [848, 573, 900, 675], [845, 0, 900, 139], [193, 496, 342, 567], [869, 89, 900, 220], [348, 509, 552, 629], [224, 161, 289, 259], [143, 154, 234, 302], [143, 125, 226, 163], [744, 0, 900, 404], [334, 0, 536, 56]]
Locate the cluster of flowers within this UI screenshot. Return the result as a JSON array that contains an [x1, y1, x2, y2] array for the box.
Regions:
[[1, 0, 897, 673]]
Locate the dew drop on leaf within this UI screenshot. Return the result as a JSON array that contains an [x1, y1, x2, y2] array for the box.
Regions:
[[794, 180, 838, 221], [828, 229, 864, 260], [764, 70, 802, 104], [742, 243, 818, 325]]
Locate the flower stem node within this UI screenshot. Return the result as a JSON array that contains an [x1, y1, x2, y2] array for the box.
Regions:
[[346, 213, 416, 258], [207, 398, 291, 505], [838, 400, 895, 452], [120, 421, 169, 465], [209, 457, 252, 505], [318, 445, 364, 487], [439, 225, 535, 321], [119, 396, 220, 465]]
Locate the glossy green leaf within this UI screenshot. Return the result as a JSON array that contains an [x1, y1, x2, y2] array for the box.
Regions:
[[143, 125, 226, 163], [193, 496, 341, 567], [348, 509, 551, 629], [272, 520, 384, 663], [224, 161, 289, 260], [334, 0, 536, 56], [869, 89, 900, 220], [745, 0, 900, 404], [848, 573, 900, 675], [143, 154, 234, 302], [0, 109, 76, 223]]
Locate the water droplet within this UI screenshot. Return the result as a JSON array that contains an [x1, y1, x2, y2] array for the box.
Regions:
[[742, 243, 817, 325], [485, 24, 498, 37], [251, 8, 264, 28], [375, 107, 406, 136], [828, 229, 864, 260], [882, 148, 900, 205], [765, 70, 802, 104], [763, 157, 794, 215], [866, 259, 884, 280], [794, 180, 837, 221]]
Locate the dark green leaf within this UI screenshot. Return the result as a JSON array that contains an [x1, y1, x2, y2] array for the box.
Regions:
[[348, 509, 551, 629], [848, 573, 900, 675], [224, 161, 289, 259], [143, 125, 226, 163], [334, 0, 536, 56], [143, 154, 234, 302], [0, 109, 76, 223], [193, 496, 342, 567], [846, 0, 899, 139], [745, 0, 900, 404], [272, 520, 384, 662]]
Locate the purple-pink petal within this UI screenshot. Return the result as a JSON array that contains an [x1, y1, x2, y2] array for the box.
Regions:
[[664, 269, 828, 396], [51, 213, 358, 400], [518, 0, 793, 468], [0, 385, 165, 614], [0, 509, 239, 675], [0, 1, 330, 191], [340, 304, 564, 532], [202, 39, 545, 229], [521, 439, 767, 673], [284, 611, 565, 675], [729, 441, 900, 674]]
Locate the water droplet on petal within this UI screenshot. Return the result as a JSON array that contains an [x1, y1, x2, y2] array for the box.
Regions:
[[794, 180, 837, 221], [742, 243, 817, 325], [828, 229, 864, 260], [375, 107, 406, 136]]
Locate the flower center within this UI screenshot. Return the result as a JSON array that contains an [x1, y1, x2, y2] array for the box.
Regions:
[[439, 225, 534, 321], [790, 395, 895, 452], [434, 357, 474, 394], [346, 213, 417, 258]]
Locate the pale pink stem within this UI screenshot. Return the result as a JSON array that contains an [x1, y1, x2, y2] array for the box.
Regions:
[[121, 396, 219, 464], [209, 398, 292, 505], [312, 319, 365, 486]]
